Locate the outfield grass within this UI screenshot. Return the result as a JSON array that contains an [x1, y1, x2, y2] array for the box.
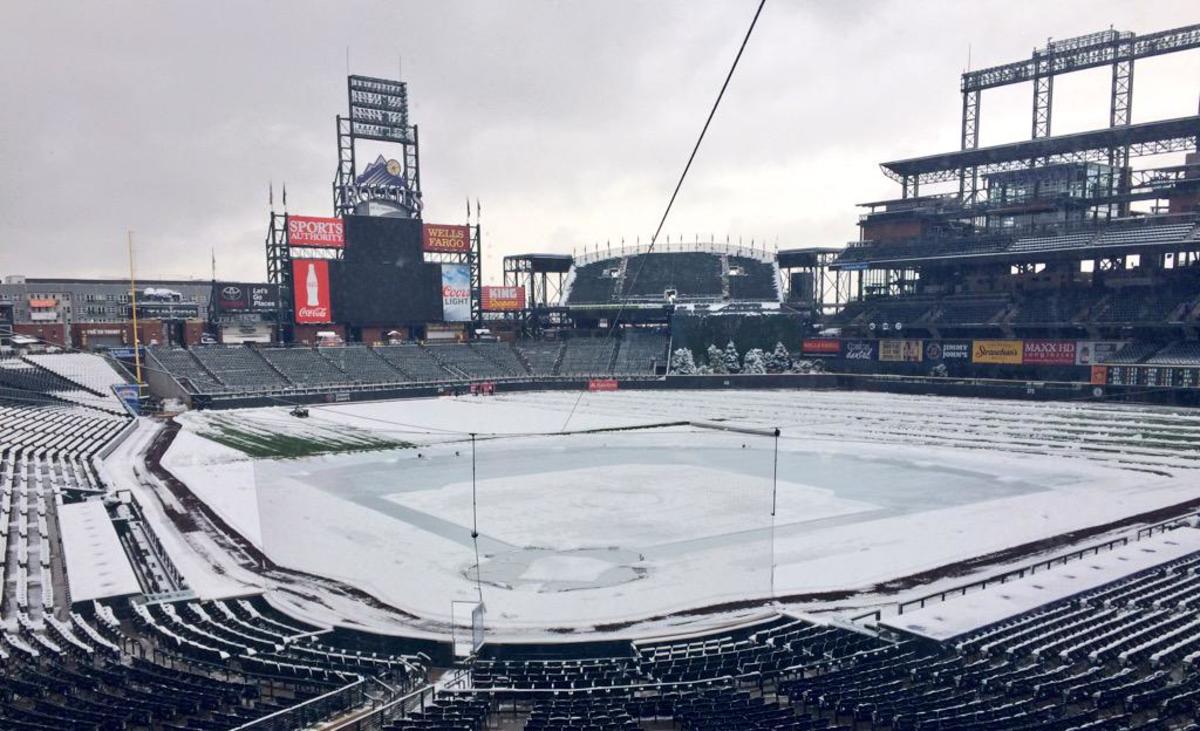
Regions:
[[198, 419, 412, 459]]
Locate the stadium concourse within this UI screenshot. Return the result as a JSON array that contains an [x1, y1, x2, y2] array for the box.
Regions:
[[4, 352, 1200, 728]]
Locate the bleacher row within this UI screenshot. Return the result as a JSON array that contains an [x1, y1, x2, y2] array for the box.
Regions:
[[833, 281, 1200, 331], [0, 356, 129, 416], [1, 399, 126, 623], [1, 593, 428, 731], [429, 536, 1200, 729], [567, 252, 781, 305], [0, 356, 438, 730], [149, 334, 670, 395], [836, 218, 1200, 265]]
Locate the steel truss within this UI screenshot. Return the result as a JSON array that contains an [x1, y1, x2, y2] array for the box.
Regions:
[[264, 212, 290, 327], [503, 255, 570, 310], [949, 23, 1200, 204], [332, 75, 422, 219]]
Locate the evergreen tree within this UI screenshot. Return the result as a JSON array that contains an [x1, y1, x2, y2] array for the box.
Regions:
[[742, 348, 767, 374], [722, 341, 741, 374], [706, 344, 727, 374], [766, 342, 791, 373], [669, 348, 697, 375]]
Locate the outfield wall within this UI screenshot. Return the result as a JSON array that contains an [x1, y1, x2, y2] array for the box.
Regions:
[[186, 372, 1200, 411]]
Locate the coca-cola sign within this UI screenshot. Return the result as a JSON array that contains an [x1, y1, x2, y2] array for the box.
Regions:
[[292, 260, 332, 324], [288, 215, 345, 248]]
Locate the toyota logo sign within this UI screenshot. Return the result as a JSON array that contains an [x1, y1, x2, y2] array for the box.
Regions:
[[221, 286, 242, 300]]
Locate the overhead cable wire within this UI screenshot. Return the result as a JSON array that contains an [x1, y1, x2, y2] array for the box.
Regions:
[[560, 0, 769, 432]]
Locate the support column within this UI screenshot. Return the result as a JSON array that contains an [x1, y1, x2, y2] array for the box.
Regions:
[[959, 89, 981, 204]]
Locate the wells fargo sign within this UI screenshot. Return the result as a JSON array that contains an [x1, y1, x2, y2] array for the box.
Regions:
[[422, 223, 471, 253]]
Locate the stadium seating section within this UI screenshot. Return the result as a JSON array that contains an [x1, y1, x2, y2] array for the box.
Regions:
[[567, 251, 779, 305], [837, 218, 1200, 265], [11, 353, 1200, 729], [0, 355, 428, 731], [834, 281, 1200, 333], [149, 336, 670, 397]]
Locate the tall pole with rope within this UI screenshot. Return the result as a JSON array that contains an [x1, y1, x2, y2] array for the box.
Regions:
[[770, 427, 780, 602], [127, 231, 143, 388]]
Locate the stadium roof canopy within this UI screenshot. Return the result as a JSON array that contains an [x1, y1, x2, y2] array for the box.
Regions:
[[881, 115, 1200, 185], [776, 247, 843, 268], [509, 253, 573, 273]]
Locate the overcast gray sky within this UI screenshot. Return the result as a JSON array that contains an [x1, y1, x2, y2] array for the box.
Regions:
[[1, 1, 1197, 284]]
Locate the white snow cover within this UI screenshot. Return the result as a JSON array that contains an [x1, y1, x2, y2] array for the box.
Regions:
[[881, 528, 1200, 642], [25, 352, 127, 411], [58, 500, 142, 603], [157, 390, 1200, 634]]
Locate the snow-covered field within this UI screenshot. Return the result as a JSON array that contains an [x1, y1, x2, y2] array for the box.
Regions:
[[160, 389, 1200, 634]]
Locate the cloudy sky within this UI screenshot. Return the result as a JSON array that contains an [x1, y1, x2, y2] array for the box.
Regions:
[[1, 1, 1197, 284]]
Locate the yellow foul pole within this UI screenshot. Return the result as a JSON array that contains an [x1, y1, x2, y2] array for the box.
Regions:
[[128, 231, 143, 386]]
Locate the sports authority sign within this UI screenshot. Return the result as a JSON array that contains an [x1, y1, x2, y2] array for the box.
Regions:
[[422, 223, 471, 254], [292, 260, 332, 324], [1023, 340, 1077, 366], [287, 215, 345, 248], [481, 286, 525, 311]]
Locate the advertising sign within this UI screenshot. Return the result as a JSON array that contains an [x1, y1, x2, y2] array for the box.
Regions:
[[1075, 340, 1126, 366], [973, 339, 1023, 364], [1091, 366, 1108, 386], [588, 379, 619, 391], [112, 383, 140, 415], [879, 339, 924, 362], [422, 223, 471, 254], [130, 302, 200, 319], [481, 286, 526, 312], [925, 340, 971, 361], [1023, 340, 1077, 366], [214, 283, 280, 314], [441, 264, 471, 322], [842, 339, 877, 361], [801, 338, 841, 356], [292, 260, 332, 324], [287, 215, 345, 248]]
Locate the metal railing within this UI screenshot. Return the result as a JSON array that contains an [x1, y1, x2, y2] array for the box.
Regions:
[[321, 683, 437, 731], [851, 518, 1192, 623], [231, 676, 367, 731], [574, 239, 777, 266]]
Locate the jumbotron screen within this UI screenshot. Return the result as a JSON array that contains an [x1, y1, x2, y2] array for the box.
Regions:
[[333, 216, 443, 324]]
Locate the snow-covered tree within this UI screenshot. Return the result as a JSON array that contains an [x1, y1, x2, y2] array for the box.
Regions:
[[722, 341, 741, 374], [791, 358, 823, 374], [766, 342, 791, 373], [742, 348, 767, 374], [669, 348, 697, 375], [706, 344, 727, 374]]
